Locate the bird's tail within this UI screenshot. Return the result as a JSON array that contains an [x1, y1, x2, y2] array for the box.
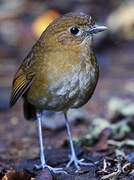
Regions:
[[23, 98, 36, 120]]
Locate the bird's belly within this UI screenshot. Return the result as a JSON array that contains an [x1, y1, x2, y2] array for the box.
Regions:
[[44, 65, 98, 111], [44, 71, 80, 111], [72, 66, 98, 108], [28, 63, 98, 111]]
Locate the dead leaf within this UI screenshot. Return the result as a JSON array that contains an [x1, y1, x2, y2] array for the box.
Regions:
[[2, 170, 31, 180]]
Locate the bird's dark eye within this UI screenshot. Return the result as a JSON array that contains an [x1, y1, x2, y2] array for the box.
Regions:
[[70, 27, 80, 35]]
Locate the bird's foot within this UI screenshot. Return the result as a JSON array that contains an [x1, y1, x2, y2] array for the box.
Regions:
[[66, 155, 93, 171], [34, 164, 67, 174]]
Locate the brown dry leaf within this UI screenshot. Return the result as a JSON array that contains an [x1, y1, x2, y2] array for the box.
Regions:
[[2, 170, 31, 180], [93, 128, 112, 151]]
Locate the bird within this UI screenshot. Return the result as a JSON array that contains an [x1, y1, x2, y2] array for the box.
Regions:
[[10, 12, 107, 173]]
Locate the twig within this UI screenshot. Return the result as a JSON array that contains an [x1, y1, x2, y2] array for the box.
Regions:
[[122, 162, 131, 173], [129, 169, 134, 175], [108, 139, 134, 148], [102, 159, 108, 173], [101, 153, 122, 179], [101, 170, 121, 180]]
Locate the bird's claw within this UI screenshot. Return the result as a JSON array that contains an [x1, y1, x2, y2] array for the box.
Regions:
[[34, 164, 67, 174], [66, 156, 93, 171]]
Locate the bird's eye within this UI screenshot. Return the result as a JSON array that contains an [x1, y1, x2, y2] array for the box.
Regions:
[[70, 27, 80, 35]]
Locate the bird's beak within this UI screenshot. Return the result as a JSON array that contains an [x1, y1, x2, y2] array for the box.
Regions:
[[89, 25, 108, 34]]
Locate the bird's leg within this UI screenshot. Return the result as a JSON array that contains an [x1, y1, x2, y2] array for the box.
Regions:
[[35, 111, 66, 174], [36, 111, 45, 168], [64, 112, 92, 170]]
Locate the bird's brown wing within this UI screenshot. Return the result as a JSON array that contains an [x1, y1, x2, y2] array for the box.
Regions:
[[10, 51, 35, 107]]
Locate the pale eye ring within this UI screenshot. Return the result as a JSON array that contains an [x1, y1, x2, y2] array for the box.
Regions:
[[69, 26, 81, 36]]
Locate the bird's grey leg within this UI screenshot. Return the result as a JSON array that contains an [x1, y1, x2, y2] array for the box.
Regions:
[[64, 112, 93, 170], [35, 111, 66, 174], [36, 111, 46, 167]]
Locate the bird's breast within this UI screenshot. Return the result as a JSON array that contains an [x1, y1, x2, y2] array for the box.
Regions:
[[27, 50, 99, 111], [46, 59, 99, 110]]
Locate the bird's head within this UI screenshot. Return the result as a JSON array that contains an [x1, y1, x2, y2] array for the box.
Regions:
[[39, 12, 107, 49]]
